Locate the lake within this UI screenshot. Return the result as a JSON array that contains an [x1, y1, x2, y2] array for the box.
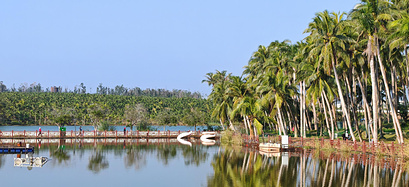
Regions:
[[0, 138, 407, 187]]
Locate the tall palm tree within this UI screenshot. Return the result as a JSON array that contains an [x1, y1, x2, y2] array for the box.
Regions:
[[351, 0, 404, 144], [305, 10, 357, 141]]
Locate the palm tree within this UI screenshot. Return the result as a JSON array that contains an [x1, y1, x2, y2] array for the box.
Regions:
[[208, 70, 234, 131], [305, 10, 357, 141], [351, 0, 404, 144]]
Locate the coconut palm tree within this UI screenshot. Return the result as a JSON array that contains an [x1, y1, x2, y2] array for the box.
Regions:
[[305, 10, 357, 141], [351, 0, 404, 143]]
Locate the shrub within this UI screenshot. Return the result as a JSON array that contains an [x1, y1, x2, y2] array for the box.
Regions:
[[220, 130, 243, 146], [98, 121, 115, 131]]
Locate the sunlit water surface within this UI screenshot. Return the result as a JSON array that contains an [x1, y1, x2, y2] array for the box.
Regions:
[[0, 139, 407, 187]]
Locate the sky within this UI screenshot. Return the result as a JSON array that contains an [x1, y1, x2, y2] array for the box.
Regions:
[[0, 0, 360, 96]]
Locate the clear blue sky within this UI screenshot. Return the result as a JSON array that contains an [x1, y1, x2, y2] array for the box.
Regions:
[[0, 0, 359, 96]]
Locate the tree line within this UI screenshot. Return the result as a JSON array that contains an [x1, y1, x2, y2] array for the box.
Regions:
[[204, 0, 409, 144], [0, 81, 203, 99], [0, 92, 211, 130]]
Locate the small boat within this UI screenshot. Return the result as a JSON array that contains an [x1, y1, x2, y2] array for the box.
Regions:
[[177, 131, 194, 146], [259, 143, 280, 153]]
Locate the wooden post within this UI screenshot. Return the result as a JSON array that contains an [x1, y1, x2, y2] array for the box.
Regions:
[[320, 137, 323, 147], [391, 142, 395, 155], [147, 130, 149, 138], [137, 130, 139, 138], [105, 130, 107, 138], [337, 139, 340, 149], [354, 141, 357, 152], [71, 130, 73, 138], [116, 130, 117, 138], [12, 130, 13, 137]]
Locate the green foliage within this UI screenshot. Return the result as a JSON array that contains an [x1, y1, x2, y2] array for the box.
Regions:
[[155, 109, 178, 126], [0, 92, 211, 126], [98, 121, 115, 131], [182, 107, 206, 131], [220, 130, 243, 146], [136, 120, 154, 131], [398, 104, 409, 122]]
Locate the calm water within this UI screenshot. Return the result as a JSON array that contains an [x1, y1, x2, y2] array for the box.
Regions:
[[0, 139, 407, 187]]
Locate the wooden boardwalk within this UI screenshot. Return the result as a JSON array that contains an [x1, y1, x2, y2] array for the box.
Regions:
[[0, 130, 220, 139], [242, 134, 407, 158]]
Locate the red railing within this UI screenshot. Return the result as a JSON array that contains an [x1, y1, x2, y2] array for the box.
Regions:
[[0, 130, 218, 139]]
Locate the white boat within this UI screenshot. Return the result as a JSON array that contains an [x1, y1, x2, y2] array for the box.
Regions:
[[177, 131, 194, 146], [259, 143, 281, 153], [200, 132, 216, 144]]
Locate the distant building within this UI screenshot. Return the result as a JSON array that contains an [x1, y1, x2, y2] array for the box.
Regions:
[[50, 86, 60, 93]]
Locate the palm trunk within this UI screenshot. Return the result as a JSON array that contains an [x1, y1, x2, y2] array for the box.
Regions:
[[302, 81, 307, 138], [321, 93, 332, 139], [243, 115, 249, 135], [376, 43, 404, 144], [331, 46, 355, 141], [300, 82, 304, 138], [277, 106, 287, 136], [333, 67, 356, 141], [245, 116, 253, 138], [219, 119, 225, 131], [346, 74, 363, 142], [323, 91, 335, 140], [356, 69, 374, 139], [368, 39, 379, 143], [228, 118, 235, 131], [405, 45, 409, 103], [312, 102, 318, 131]]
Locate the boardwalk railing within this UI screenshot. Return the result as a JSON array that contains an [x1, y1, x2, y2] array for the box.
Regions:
[[0, 130, 217, 139], [289, 137, 407, 158], [246, 135, 407, 158]]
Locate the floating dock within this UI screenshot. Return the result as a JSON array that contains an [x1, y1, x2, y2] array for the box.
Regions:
[[0, 146, 34, 154]]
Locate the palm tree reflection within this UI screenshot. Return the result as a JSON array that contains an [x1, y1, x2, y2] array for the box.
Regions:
[[88, 150, 109, 173], [207, 148, 407, 186]]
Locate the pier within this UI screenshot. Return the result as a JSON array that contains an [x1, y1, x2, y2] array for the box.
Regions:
[[0, 130, 220, 140]]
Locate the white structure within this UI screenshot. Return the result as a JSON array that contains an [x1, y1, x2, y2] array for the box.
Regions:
[[200, 132, 216, 143], [177, 131, 194, 146], [14, 156, 48, 168], [281, 135, 288, 149]]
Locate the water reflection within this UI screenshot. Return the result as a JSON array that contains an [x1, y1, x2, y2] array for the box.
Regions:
[[88, 151, 109, 173], [0, 139, 407, 187], [156, 145, 177, 165], [50, 140, 70, 165], [208, 147, 409, 187], [124, 146, 147, 170], [13, 153, 49, 169], [182, 146, 209, 166]]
